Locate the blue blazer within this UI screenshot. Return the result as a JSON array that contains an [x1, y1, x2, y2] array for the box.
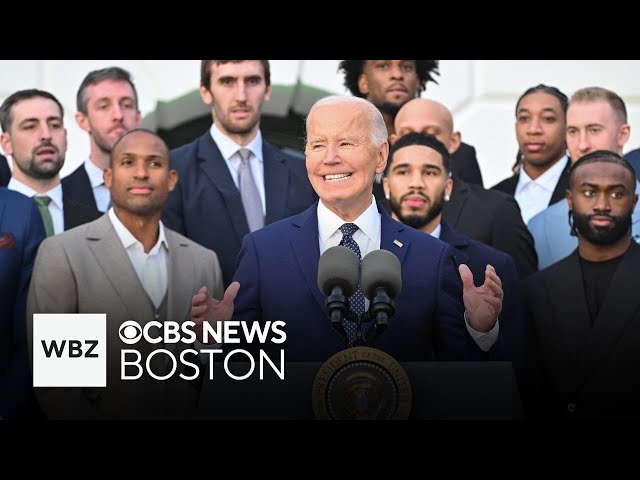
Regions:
[[440, 221, 526, 386], [162, 132, 317, 287], [527, 186, 640, 270], [0, 188, 46, 419], [624, 148, 640, 176], [231, 202, 495, 362]]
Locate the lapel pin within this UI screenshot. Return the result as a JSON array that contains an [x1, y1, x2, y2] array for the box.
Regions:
[[393, 239, 403, 248]]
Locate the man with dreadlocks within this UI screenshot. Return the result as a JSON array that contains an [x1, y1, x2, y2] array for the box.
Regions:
[[524, 150, 640, 419], [338, 60, 483, 188]]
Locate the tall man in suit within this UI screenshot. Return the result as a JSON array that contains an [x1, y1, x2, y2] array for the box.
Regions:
[[492, 84, 570, 224], [381, 132, 527, 387], [163, 60, 317, 287], [62, 66, 142, 212], [0, 89, 101, 235], [192, 95, 504, 364], [0, 188, 46, 419], [338, 60, 484, 187], [527, 87, 640, 269], [0, 153, 10, 186], [27, 129, 225, 419], [525, 150, 640, 419], [393, 98, 538, 278]]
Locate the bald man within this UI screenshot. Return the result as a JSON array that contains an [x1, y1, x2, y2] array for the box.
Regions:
[[27, 129, 224, 420], [391, 98, 538, 278]]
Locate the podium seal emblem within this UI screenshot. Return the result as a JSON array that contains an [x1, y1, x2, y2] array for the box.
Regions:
[[312, 346, 412, 420]]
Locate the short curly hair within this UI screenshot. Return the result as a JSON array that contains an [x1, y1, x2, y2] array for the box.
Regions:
[[338, 60, 440, 98]]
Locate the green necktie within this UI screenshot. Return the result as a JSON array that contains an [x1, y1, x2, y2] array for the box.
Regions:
[[34, 195, 54, 237]]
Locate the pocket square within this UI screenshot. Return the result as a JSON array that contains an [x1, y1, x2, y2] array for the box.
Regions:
[[0, 232, 16, 250]]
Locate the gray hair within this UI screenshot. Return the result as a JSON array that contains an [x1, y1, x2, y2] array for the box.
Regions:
[[306, 95, 388, 183]]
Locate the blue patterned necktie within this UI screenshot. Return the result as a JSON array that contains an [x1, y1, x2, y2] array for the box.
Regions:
[[339, 223, 365, 343]]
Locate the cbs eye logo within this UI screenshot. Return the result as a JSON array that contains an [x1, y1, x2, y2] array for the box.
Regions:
[[119, 321, 142, 345]]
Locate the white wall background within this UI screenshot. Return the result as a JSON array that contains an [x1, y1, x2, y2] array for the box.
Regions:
[[2, 60, 639, 188]]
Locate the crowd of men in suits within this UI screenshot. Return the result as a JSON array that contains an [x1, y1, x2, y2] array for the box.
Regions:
[[2, 60, 640, 420]]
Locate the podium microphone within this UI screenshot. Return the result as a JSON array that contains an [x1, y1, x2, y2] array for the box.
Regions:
[[361, 249, 402, 345], [317, 246, 360, 344]]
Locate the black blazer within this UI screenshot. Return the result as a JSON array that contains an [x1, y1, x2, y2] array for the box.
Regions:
[[0, 154, 11, 187], [440, 222, 527, 388], [442, 177, 538, 279], [61, 181, 102, 230], [525, 242, 640, 419], [491, 157, 571, 207], [162, 132, 318, 287], [62, 163, 98, 211], [451, 142, 484, 187]]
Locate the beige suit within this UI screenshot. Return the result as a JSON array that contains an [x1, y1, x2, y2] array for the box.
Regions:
[[27, 214, 223, 419]]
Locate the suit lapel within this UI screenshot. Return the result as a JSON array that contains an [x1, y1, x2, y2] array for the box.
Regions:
[[85, 215, 154, 325], [380, 208, 409, 268], [263, 143, 288, 224], [549, 158, 571, 205], [545, 252, 592, 372], [165, 229, 195, 356], [197, 133, 250, 240], [442, 178, 469, 229], [574, 243, 640, 387], [290, 204, 325, 313]]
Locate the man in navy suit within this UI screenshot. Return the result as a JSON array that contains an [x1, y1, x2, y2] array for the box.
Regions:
[[62, 66, 142, 212], [381, 131, 526, 387], [0, 188, 46, 419], [0, 153, 10, 186], [163, 60, 317, 287], [191, 95, 504, 363]]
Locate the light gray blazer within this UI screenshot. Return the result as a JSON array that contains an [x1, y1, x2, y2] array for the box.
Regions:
[[27, 213, 223, 419]]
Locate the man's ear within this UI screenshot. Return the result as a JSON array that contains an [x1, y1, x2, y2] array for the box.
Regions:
[[449, 131, 462, 154], [357, 74, 369, 96], [389, 133, 397, 145]]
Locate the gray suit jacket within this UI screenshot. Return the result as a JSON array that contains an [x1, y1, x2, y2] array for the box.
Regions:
[[27, 213, 223, 419]]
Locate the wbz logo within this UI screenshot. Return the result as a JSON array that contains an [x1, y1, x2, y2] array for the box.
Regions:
[[32, 314, 106, 387]]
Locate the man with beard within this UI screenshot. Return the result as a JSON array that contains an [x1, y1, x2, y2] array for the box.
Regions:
[[63, 67, 142, 212], [525, 150, 640, 419], [393, 98, 538, 279], [338, 60, 483, 187], [382, 131, 526, 390], [0, 89, 100, 236], [163, 60, 317, 287], [528, 87, 640, 269], [27, 129, 226, 419]]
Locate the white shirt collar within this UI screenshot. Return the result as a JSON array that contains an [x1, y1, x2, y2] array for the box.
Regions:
[[108, 207, 169, 254], [84, 158, 107, 188], [8, 177, 63, 209], [210, 122, 263, 162], [516, 154, 568, 195], [317, 195, 379, 244], [430, 223, 442, 239]]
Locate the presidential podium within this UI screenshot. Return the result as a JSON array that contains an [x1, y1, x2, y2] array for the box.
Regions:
[[197, 361, 524, 420]]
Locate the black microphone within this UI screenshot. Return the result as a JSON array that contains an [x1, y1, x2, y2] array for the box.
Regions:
[[360, 249, 402, 345], [317, 246, 360, 344]]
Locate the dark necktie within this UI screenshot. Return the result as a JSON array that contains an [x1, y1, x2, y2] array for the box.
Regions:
[[339, 223, 365, 343], [34, 195, 54, 237], [237, 148, 264, 232]]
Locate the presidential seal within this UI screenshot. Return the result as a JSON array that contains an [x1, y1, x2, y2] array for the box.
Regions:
[[312, 347, 412, 420]]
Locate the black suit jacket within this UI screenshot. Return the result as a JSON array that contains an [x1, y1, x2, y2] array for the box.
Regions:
[[525, 242, 640, 419], [62, 163, 98, 211], [442, 177, 537, 279], [162, 132, 318, 287], [491, 157, 571, 207], [0, 154, 10, 187], [451, 142, 483, 187], [59, 182, 102, 230]]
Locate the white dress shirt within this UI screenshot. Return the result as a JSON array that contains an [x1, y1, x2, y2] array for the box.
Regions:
[[515, 154, 568, 224], [84, 158, 111, 212], [8, 178, 64, 235], [210, 123, 266, 216], [108, 208, 168, 309]]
